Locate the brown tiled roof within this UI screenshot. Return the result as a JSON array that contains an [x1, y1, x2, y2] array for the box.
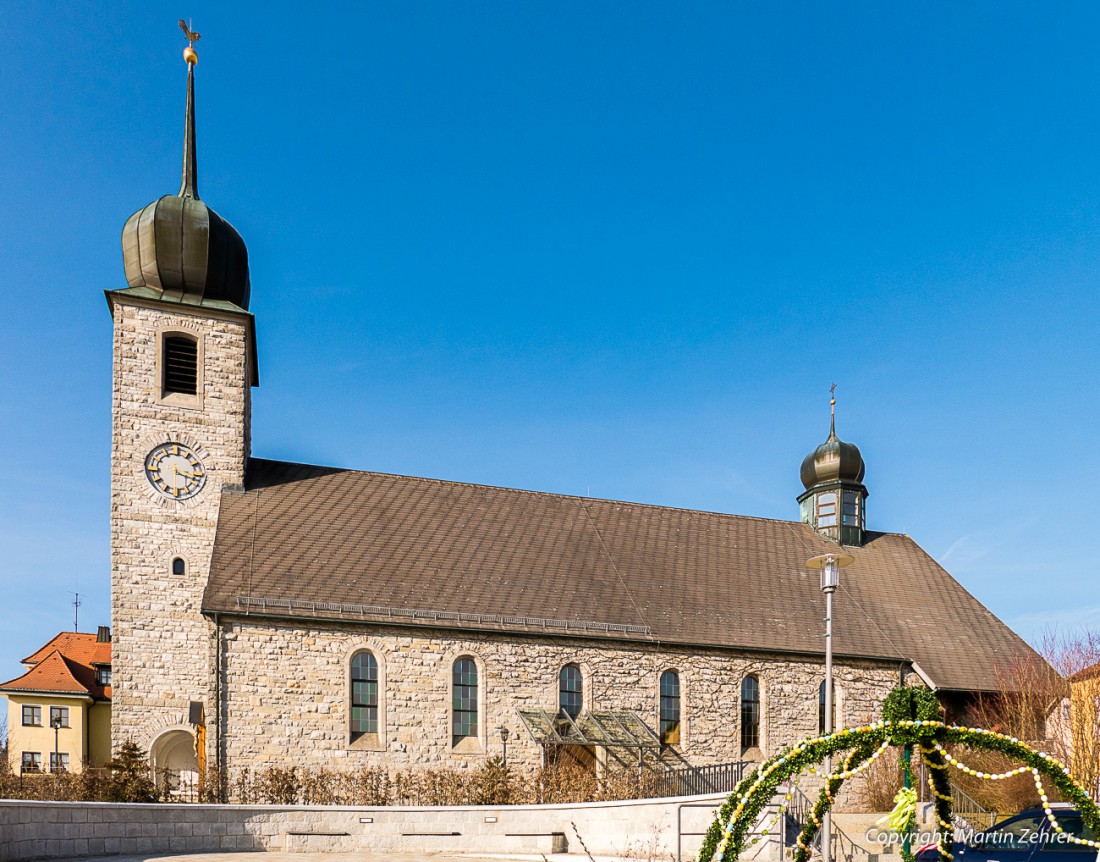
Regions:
[[203, 459, 1036, 692], [22, 632, 112, 669], [0, 649, 110, 700]]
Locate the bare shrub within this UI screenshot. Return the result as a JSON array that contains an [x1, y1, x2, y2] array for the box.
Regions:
[[956, 629, 1100, 812], [254, 765, 301, 804], [854, 744, 903, 812]]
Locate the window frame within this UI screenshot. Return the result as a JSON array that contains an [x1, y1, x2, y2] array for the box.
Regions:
[[659, 669, 681, 746], [96, 667, 112, 686], [21, 751, 42, 773], [451, 656, 480, 750], [50, 706, 69, 728], [741, 675, 761, 750], [350, 650, 379, 741], [49, 752, 70, 773], [22, 705, 42, 727], [155, 327, 204, 410], [559, 664, 584, 719]]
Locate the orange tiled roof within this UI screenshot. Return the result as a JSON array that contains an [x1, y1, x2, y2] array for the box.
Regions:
[[22, 632, 111, 668], [0, 649, 109, 700]]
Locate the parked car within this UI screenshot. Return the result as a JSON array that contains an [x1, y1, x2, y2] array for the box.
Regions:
[[916, 806, 1098, 862]]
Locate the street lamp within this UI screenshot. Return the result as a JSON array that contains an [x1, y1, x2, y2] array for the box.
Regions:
[[497, 726, 511, 766], [806, 552, 853, 862], [50, 712, 63, 774]]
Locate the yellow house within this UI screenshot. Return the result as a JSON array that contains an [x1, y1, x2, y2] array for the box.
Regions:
[[0, 628, 112, 773]]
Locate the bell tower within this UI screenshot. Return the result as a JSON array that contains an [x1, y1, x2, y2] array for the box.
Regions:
[[106, 31, 257, 760], [797, 392, 868, 547]]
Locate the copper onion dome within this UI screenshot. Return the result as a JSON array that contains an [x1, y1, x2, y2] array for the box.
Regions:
[[120, 47, 250, 309], [799, 402, 865, 490]]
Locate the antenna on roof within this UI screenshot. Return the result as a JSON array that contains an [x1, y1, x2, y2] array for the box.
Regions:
[[70, 591, 81, 632]]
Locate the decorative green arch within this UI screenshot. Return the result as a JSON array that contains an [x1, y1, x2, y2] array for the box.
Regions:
[[699, 687, 1100, 862]]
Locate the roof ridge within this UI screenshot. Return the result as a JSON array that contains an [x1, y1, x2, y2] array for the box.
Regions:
[[246, 457, 913, 531]]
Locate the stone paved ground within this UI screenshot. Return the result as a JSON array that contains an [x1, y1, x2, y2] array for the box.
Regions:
[[55, 854, 561, 862]]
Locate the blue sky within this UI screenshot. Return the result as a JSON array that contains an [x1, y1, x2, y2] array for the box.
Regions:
[[2, 2, 1099, 680]]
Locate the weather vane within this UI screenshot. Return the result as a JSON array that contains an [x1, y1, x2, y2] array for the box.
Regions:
[[179, 19, 201, 65]]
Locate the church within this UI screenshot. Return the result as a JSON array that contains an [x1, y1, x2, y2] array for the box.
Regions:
[[107, 45, 1035, 788]]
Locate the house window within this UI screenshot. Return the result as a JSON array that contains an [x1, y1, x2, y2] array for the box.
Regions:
[[818, 681, 838, 733], [660, 670, 681, 745], [96, 667, 112, 686], [49, 752, 70, 773], [559, 664, 583, 719], [172, 557, 186, 576], [350, 651, 379, 740], [21, 752, 42, 773], [163, 334, 198, 395], [50, 706, 69, 728], [452, 657, 478, 746], [22, 705, 41, 726], [841, 492, 860, 527], [816, 492, 837, 527], [741, 675, 760, 750]]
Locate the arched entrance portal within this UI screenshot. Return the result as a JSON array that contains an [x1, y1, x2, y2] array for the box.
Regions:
[[150, 728, 198, 797]]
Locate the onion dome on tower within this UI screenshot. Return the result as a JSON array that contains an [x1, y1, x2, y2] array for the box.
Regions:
[[797, 392, 868, 547], [120, 32, 250, 310]]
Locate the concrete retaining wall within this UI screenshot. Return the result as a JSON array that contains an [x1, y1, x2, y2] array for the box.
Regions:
[[0, 793, 743, 861]]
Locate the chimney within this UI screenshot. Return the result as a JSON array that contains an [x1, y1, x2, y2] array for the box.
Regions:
[[96, 625, 111, 643]]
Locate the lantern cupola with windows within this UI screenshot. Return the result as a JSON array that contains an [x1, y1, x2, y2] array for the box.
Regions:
[[798, 395, 868, 547]]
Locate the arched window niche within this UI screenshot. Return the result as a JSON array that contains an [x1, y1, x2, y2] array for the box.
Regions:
[[659, 669, 681, 746], [171, 557, 186, 576], [741, 675, 761, 751], [559, 664, 583, 719], [452, 656, 481, 753], [350, 650, 381, 747], [156, 328, 203, 409]]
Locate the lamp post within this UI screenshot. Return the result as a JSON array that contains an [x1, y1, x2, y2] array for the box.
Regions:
[[498, 726, 510, 767], [50, 712, 63, 774], [807, 552, 853, 862]]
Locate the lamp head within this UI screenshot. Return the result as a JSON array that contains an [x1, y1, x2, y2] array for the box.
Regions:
[[805, 552, 854, 593]]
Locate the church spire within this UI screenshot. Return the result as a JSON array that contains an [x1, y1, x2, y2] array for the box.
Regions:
[[178, 20, 200, 199], [797, 387, 869, 547], [119, 21, 251, 310]]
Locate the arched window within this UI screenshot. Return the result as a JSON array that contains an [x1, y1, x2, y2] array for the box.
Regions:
[[741, 675, 760, 749], [171, 557, 186, 576], [559, 664, 583, 719], [818, 681, 837, 734], [163, 334, 198, 396], [452, 657, 478, 746], [350, 651, 378, 740], [660, 670, 680, 745]]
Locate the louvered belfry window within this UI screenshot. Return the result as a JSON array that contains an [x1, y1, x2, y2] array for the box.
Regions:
[[163, 335, 198, 395]]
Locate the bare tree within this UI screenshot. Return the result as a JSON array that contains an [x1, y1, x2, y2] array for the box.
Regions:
[[960, 630, 1100, 810]]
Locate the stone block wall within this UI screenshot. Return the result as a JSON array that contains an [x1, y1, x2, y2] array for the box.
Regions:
[[109, 296, 252, 753], [0, 793, 748, 862], [214, 616, 901, 773]]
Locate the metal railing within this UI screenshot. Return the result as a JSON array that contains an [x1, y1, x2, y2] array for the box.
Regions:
[[950, 782, 998, 830], [652, 760, 751, 797], [785, 784, 874, 862]]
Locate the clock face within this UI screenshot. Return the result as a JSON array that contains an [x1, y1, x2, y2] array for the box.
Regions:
[[144, 442, 207, 500]]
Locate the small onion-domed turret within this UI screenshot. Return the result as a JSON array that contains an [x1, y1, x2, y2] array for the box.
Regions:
[[797, 395, 869, 547], [120, 48, 250, 309], [799, 419, 865, 490]]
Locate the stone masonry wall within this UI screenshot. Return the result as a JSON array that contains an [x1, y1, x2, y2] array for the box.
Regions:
[[0, 793, 743, 862], [110, 296, 251, 754], [216, 616, 902, 773]]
